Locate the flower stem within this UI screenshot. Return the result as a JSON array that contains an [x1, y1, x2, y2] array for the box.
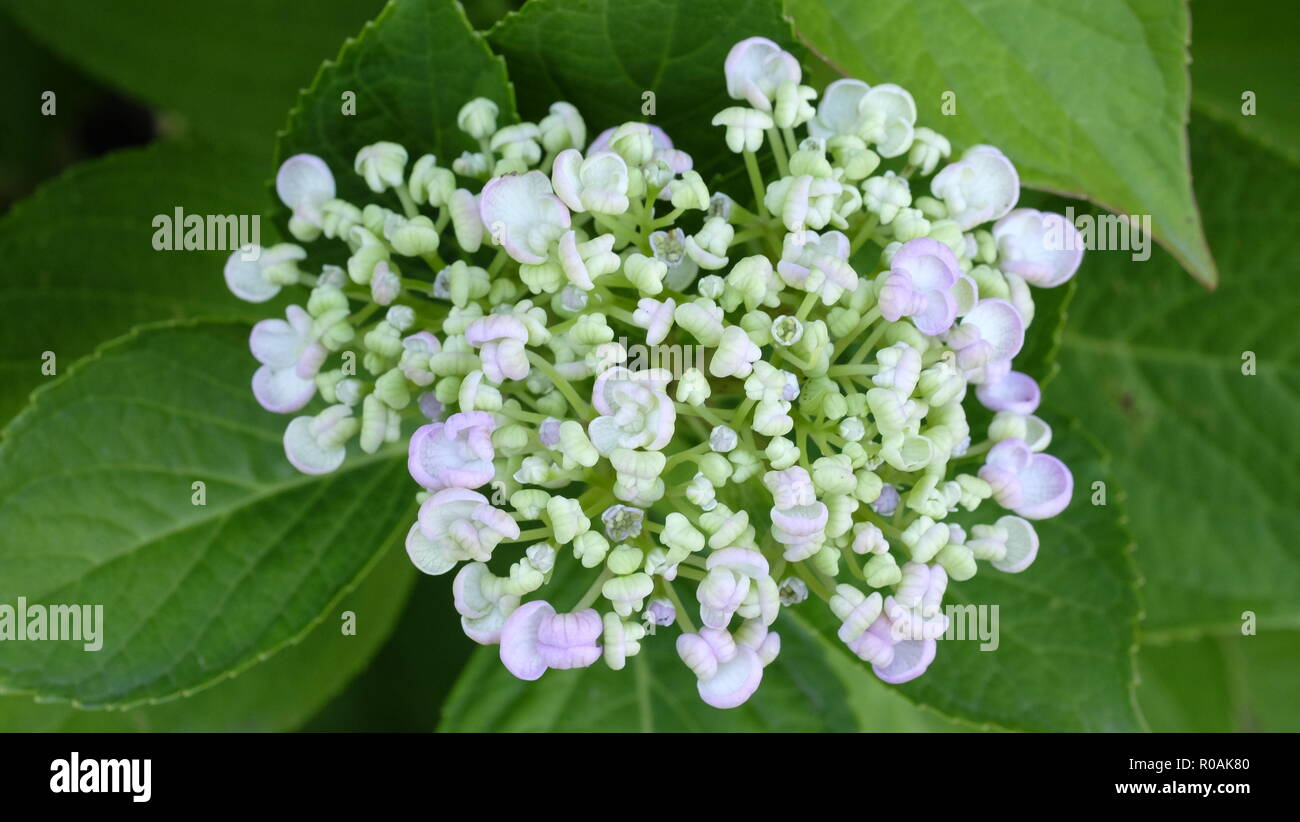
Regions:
[[742, 150, 770, 219]]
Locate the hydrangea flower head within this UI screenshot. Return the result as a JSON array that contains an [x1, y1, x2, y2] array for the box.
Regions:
[[229, 38, 1084, 710]]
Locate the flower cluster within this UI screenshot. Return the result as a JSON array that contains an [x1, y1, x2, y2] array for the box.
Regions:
[[226, 36, 1081, 709]]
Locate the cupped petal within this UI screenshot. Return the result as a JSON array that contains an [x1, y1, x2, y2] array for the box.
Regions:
[[697, 644, 763, 708], [976, 370, 1041, 415], [1015, 453, 1073, 519], [961, 298, 1025, 362], [275, 153, 335, 211], [872, 635, 936, 684], [282, 415, 344, 474], [991, 515, 1039, 573], [405, 522, 456, 575], [252, 364, 316, 413], [499, 600, 553, 681]]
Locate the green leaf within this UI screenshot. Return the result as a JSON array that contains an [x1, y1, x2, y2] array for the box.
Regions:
[[788, 0, 1218, 287], [1138, 631, 1300, 732], [0, 0, 384, 152], [0, 321, 412, 708], [1188, 0, 1300, 166], [439, 612, 857, 732], [302, 570, 479, 732], [0, 139, 283, 425], [793, 611, 975, 731], [1050, 114, 1300, 635], [276, 0, 517, 208], [801, 420, 1144, 731], [0, 540, 416, 731], [487, 0, 803, 179]]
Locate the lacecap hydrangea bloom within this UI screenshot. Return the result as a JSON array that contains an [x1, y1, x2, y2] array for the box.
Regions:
[[227, 37, 1082, 709]]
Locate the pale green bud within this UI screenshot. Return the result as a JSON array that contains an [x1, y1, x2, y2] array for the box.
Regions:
[[359, 394, 399, 454], [675, 368, 711, 405], [864, 552, 902, 588], [547, 496, 589, 545], [608, 544, 644, 576], [573, 531, 610, 568], [511, 489, 551, 520], [457, 97, 499, 140], [624, 253, 666, 295], [765, 437, 799, 470], [373, 367, 410, 410], [671, 170, 710, 211]]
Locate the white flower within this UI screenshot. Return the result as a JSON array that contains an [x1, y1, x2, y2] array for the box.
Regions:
[[558, 230, 620, 290], [765, 174, 841, 233], [457, 98, 499, 140], [490, 123, 542, 165], [712, 107, 774, 153], [479, 171, 571, 264], [283, 405, 357, 475], [685, 217, 734, 272], [354, 141, 408, 193], [414, 487, 519, 565], [249, 305, 326, 413], [775, 229, 857, 305], [992, 208, 1084, 288], [224, 243, 304, 303], [908, 127, 951, 176], [931, 145, 1020, 230], [724, 36, 801, 111], [857, 84, 916, 158], [632, 297, 676, 345], [275, 154, 335, 241], [465, 315, 530, 383], [539, 101, 587, 152], [862, 170, 912, 225], [710, 325, 761, 378], [551, 149, 630, 215], [808, 78, 870, 139], [587, 367, 676, 454]]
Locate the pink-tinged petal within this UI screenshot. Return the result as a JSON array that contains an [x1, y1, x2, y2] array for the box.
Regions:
[[985, 437, 1033, 473], [994, 208, 1083, 288], [977, 370, 1041, 415], [499, 600, 553, 681], [891, 238, 959, 291], [275, 153, 335, 211], [249, 318, 299, 367], [697, 645, 764, 709], [537, 608, 602, 670], [408, 412, 496, 490], [479, 171, 570, 264], [912, 288, 958, 336], [962, 298, 1025, 362], [992, 515, 1039, 573], [252, 365, 315, 413], [1014, 453, 1073, 519], [872, 635, 936, 683], [405, 522, 455, 576], [294, 342, 328, 380], [980, 464, 1023, 511]]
